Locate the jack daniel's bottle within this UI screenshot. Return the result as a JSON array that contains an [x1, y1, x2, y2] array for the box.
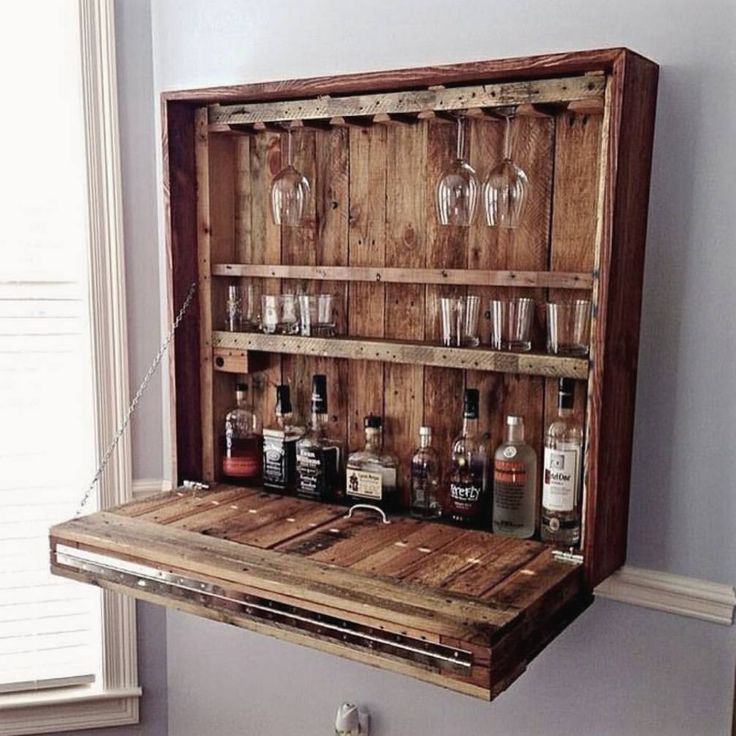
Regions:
[[262, 385, 304, 492], [448, 389, 489, 526], [295, 375, 342, 501]]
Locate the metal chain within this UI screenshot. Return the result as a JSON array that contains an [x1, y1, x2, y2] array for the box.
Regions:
[[75, 281, 197, 517]]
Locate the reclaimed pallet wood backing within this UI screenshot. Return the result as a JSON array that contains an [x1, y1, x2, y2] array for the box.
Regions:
[[50, 487, 589, 699]]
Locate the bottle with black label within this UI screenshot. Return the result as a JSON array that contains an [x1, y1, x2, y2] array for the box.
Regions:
[[262, 385, 304, 493], [346, 415, 399, 511], [295, 375, 342, 501], [541, 378, 583, 546], [492, 416, 537, 538], [448, 388, 489, 526]]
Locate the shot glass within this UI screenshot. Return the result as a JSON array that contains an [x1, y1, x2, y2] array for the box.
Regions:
[[546, 300, 591, 356], [261, 294, 299, 335], [298, 294, 336, 337], [439, 295, 480, 348], [489, 297, 535, 352]]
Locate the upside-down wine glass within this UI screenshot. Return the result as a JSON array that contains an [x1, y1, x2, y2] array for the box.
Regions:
[[270, 127, 311, 227], [483, 114, 529, 228], [435, 117, 479, 227]]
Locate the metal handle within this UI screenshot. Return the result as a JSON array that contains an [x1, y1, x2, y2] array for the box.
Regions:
[[346, 504, 391, 525]]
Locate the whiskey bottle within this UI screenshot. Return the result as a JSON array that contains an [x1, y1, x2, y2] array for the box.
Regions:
[[262, 384, 304, 492], [492, 416, 537, 538], [221, 383, 261, 482], [541, 378, 583, 546], [346, 415, 399, 511], [410, 426, 441, 519], [448, 389, 489, 526], [296, 375, 342, 501]]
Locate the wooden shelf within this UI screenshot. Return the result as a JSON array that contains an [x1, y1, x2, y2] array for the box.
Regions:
[[50, 485, 591, 699], [212, 331, 589, 380], [208, 74, 605, 127], [211, 263, 594, 290]]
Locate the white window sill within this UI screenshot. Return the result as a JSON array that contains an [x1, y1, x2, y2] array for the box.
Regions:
[[0, 685, 142, 736]]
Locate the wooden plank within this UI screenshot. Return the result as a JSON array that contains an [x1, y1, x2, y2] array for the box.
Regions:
[[583, 52, 659, 586], [50, 511, 516, 637], [248, 130, 282, 427], [347, 125, 387, 451], [211, 263, 593, 289], [384, 123, 426, 500], [209, 76, 606, 126], [213, 331, 588, 380]]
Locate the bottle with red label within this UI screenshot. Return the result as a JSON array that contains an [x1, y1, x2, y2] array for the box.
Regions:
[[221, 382, 261, 482], [448, 388, 489, 527], [492, 415, 537, 538]]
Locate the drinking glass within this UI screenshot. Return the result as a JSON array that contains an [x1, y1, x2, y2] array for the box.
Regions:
[[489, 297, 535, 352], [224, 284, 242, 331], [261, 294, 299, 335], [483, 115, 529, 228], [241, 281, 261, 332], [439, 295, 480, 347], [435, 118, 479, 227], [298, 294, 336, 337], [270, 128, 311, 227], [546, 300, 592, 356]]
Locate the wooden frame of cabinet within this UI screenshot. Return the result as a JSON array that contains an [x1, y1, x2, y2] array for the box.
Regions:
[[51, 48, 658, 699]]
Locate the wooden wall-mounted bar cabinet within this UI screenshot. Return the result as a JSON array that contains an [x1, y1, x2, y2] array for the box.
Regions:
[[51, 48, 658, 699]]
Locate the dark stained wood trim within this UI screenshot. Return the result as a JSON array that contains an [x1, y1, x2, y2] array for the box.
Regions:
[[583, 50, 659, 587], [161, 48, 627, 105]]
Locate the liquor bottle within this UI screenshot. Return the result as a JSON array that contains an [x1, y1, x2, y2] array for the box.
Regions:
[[295, 375, 342, 501], [410, 426, 441, 519], [448, 389, 489, 526], [541, 378, 583, 546], [492, 416, 537, 538], [262, 384, 305, 492], [221, 382, 261, 482], [346, 415, 399, 511], [224, 284, 241, 331]]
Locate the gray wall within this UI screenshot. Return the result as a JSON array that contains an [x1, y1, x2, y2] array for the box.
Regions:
[[114, 0, 736, 734]]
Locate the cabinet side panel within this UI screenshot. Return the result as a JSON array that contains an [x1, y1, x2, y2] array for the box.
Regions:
[[166, 101, 202, 483], [584, 53, 659, 586]]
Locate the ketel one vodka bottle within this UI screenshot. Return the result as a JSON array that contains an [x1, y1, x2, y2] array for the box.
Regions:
[[541, 378, 583, 546], [295, 375, 342, 501], [492, 416, 537, 538], [346, 415, 399, 512], [262, 385, 304, 493], [448, 389, 489, 526], [221, 383, 261, 482]]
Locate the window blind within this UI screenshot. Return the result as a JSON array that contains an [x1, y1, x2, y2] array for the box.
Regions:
[[0, 0, 101, 694]]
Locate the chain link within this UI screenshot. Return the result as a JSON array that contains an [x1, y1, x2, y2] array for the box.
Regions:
[[75, 281, 197, 517]]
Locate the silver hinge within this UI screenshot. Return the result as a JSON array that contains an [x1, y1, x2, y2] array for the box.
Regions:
[[552, 550, 584, 566], [182, 480, 211, 490]]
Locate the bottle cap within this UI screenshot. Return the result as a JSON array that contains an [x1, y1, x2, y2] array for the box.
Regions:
[[275, 384, 292, 414], [311, 374, 327, 414], [558, 377, 575, 409], [364, 414, 382, 429], [463, 388, 480, 419], [236, 382, 248, 393], [506, 415, 524, 426], [419, 426, 432, 437]]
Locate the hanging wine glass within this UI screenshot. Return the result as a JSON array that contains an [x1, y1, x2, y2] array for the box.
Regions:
[[435, 117, 479, 227], [483, 114, 529, 228], [270, 126, 311, 227]]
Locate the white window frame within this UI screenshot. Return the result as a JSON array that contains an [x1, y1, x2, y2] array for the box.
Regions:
[[0, 1, 140, 733]]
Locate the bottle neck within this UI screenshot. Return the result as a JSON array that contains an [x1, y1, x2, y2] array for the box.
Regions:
[[365, 429, 382, 452], [462, 415, 479, 435], [310, 410, 328, 434], [276, 411, 292, 430], [419, 434, 432, 449], [505, 423, 524, 444], [557, 406, 574, 419]]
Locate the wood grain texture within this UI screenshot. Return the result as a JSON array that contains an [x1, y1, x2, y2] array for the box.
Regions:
[[583, 52, 659, 586], [209, 76, 606, 126], [211, 263, 593, 289]]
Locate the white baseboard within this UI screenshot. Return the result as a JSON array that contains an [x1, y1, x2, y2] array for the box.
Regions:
[[129, 478, 736, 626], [595, 566, 736, 625], [131, 478, 173, 498]]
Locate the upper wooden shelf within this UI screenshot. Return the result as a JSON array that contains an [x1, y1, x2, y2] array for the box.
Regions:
[[212, 331, 589, 380], [211, 264, 594, 290], [50, 485, 591, 699], [208, 74, 605, 127]]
